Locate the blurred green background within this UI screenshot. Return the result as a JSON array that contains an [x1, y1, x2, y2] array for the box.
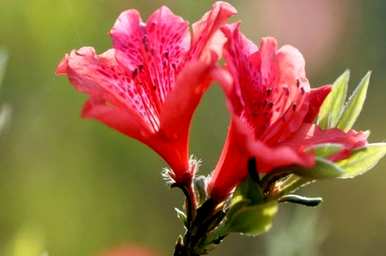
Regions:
[[0, 0, 385, 255]]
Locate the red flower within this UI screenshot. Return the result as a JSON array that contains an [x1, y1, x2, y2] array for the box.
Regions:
[[56, 2, 236, 184], [208, 24, 367, 200]]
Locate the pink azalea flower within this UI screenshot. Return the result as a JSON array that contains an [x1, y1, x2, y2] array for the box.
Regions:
[[56, 2, 236, 185], [208, 24, 367, 201]]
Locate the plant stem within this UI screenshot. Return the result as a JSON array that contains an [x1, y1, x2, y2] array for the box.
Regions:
[[176, 184, 196, 228], [173, 197, 225, 256]]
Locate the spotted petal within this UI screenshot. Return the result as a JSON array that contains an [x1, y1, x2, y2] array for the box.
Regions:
[[111, 7, 190, 106], [56, 47, 154, 132]]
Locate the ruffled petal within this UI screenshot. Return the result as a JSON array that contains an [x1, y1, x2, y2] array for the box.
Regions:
[[276, 44, 307, 84], [190, 1, 237, 60], [285, 124, 368, 162], [109, 9, 144, 70], [144, 6, 191, 102], [111, 7, 190, 106], [56, 47, 157, 132], [221, 23, 258, 116], [249, 37, 278, 85], [287, 124, 367, 149], [260, 44, 311, 143], [221, 23, 258, 57]]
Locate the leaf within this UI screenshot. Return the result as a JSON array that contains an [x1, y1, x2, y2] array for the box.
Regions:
[[317, 70, 350, 129], [293, 157, 344, 179], [279, 194, 323, 207], [306, 143, 344, 158], [338, 143, 386, 178], [232, 173, 264, 205], [227, 201, 278, 236], [337, 71, 371, 131]]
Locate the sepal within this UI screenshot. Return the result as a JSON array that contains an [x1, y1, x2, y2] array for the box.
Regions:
[[232, 172, 264, 205], [306, 143, 344, 158], [337, 143, 386, 178], [337, 72, 371, 131], [226, 200, 278, 236], [220, 175, 278, 237], [318, 70, 371, 131], [279, 194, 322, 207], [292, 157, 344, 179], [317, 70, 350, 129]]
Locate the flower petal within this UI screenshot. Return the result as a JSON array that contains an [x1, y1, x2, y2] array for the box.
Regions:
[[304, 85, 332, 123], [111, 7, 190, 105], [83, 97, 190, 181], [221, 23, 258, 116], [82, 98, 146, 140], [57, 47, 161, 132], [249, 37, 278, 85], [310, 126, 366, 150], [287, 124, 367, 149], [208, 119, 251, 201], [190, 1, 237, 60], [144, 6, 191, 102], [260, 44, 311, 143], [276, 44, 307, 83], [285, 124, 368, 162], [160, 58, 214, 141], [109, 9, 144, 70], [249, 140, 314, 172]]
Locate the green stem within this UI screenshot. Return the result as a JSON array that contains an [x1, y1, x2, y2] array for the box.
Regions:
[[173, 199, 225, 255]]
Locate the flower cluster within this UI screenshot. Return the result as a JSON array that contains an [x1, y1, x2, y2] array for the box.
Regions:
[[57, 1, 386, 255]]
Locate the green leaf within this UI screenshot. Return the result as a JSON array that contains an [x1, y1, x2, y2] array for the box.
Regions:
[[279, 194, 323, 207], [227, 201, 278, 236], [293, 157, 344, 179], [338, 143, 386, 178], [233, 174, 264, 205], [317, 70, 350, 129], [337, 72, 371, 131], [307, 143, 344, 158]]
